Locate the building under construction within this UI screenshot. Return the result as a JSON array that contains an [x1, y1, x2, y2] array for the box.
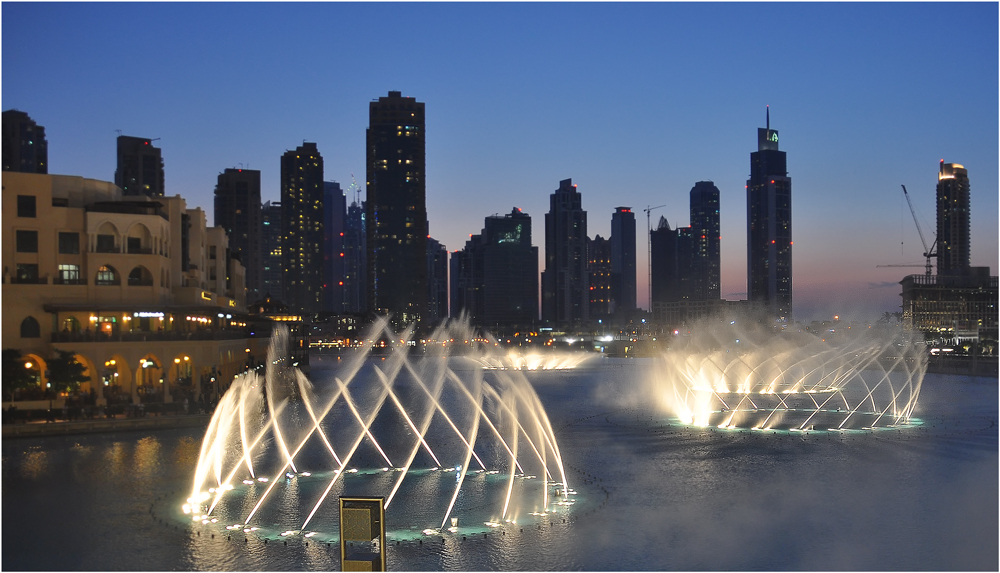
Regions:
[[901, 270, 997, 355], [899, 162, 997, 357]]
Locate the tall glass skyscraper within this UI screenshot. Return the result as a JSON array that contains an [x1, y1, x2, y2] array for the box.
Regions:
[[366, 91, 427, 327], [115, 135, 164, 197], [426, 236, 448, 324], [281, 142, 324, 314], [542, 178, 588, 327], [483, 208, 538, 328], [611, 207, 636, 312], [343, 199, 366, 313], [690, 181, 721, 300], [650, 217, 693, 305], [2, 110, 47, 174], [261, 200, 283, 302], [323, 181, 346, 313], [214, 168, 262, 302], [746, 108, 792, 321], [588, 235, 612, 318], [935, 161, 971, 275]]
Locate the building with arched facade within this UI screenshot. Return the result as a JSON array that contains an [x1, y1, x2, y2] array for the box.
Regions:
[[2, 172, 266, 408]]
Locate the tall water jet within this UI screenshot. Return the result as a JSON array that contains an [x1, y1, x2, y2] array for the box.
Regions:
[[650, 316, 926, 431], [185, 317, 573, 538]]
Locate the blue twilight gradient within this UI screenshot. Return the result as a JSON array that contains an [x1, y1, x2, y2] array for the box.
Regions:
[[3, 2, 997, 321]]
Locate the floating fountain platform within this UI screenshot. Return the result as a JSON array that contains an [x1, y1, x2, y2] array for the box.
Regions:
[[653, 318, 926, 432]]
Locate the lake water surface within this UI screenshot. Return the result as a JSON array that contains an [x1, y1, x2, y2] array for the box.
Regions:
[[3, 359, 996, 570]]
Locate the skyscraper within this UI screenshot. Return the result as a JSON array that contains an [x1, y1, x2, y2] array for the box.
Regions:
[[115, 135, 164, 197], [450, 209, 538, 329], [690, 181, 721, 300], [542, 178, 588, 327], [323, 181, 346, 312], [611, 207, 637, 313], [936, 161, 971, 275], [746, 107, 792, 320], [281, 142, 324, 314], [427, 237, 449, 324], [366, 91, 427, 327], [343, 199, 367, 313], [261, 200, 283, 302], [451, 235, 484, 321], [650, 217, 693, 304], [588, 235, 612, 318], [215, 168, 262, 302], [483, 208, 538, 328], [2, 110, 47, 174]]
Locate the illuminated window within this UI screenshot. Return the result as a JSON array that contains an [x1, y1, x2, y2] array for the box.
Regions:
[[96, 266, 118, 285]]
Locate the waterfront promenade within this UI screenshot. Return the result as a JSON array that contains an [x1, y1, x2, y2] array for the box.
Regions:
[[2, 411, 210, 439]]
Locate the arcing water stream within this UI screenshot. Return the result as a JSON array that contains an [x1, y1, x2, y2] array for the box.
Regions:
[[185, 318, 579, 541], [649, 317, 926, 431]]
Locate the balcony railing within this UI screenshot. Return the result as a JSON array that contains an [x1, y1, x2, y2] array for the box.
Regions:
[[11, 276, 48, 284], [128, 278, 154, 286], [127, 247, 155, 255], [51, 329, 254, 344], [53, 276, 87, 285], [94, 245, 119, 253]]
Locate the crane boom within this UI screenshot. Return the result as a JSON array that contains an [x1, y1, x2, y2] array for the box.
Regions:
[[901, 185, 936, 276], [901, 185, 930, 254]]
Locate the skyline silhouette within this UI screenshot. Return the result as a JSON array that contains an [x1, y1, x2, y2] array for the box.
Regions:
[[3, 2, 997, 321]]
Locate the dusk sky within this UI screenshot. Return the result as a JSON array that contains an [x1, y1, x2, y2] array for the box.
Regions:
[[3, 2, 997, 321]]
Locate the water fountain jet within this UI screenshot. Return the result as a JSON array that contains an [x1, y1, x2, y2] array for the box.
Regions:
[[651, 316, 926, 431], [187, 317, 574, 537]]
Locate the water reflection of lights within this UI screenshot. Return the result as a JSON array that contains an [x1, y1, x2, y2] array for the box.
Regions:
[[477, 350, 592, 371]]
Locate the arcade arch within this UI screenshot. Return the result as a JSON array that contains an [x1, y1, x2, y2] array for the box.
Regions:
[[20, 316, 40, 338]]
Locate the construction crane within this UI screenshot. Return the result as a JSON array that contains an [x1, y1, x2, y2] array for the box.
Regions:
[[901, 184, 936, 276], [643, 204, 667, 310]]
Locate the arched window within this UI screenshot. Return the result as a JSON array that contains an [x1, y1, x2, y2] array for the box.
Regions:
[[20, 316, 40, 338], [95, 222, 120, 253], [96, 265, 119, 286], [128, 266, 152, 286], [126, 222, 152, 254]]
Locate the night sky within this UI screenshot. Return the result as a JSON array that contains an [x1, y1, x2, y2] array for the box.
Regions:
[[4, 2, 997, 321]]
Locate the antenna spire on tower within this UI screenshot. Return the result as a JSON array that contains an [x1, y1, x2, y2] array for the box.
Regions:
[[766, 105, 770, 130]]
